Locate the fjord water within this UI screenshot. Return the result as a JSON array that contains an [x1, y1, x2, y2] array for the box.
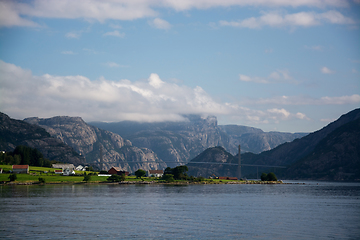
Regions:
[[1, 182, 359, 239]]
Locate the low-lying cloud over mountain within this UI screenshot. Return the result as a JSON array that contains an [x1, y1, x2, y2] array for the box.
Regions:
[[1, 60, 358, 132]]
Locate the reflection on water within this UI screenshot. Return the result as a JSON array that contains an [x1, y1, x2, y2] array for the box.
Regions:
[[1, 182, 359, 239]]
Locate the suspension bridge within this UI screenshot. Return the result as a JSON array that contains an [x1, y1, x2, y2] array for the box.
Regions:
[[91, 145, 287, 179]]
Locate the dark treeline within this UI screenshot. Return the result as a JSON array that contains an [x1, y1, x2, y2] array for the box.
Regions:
[[0, 145, 52, 167]]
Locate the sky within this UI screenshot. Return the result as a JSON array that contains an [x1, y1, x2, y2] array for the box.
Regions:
[[0, 0, 359, 133]]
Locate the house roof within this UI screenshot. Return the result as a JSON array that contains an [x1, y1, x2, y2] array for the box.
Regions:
[[110, 167, 122, 171], [149, 170, 164, 174], [54, 170, 63, 172], [52, 164, 75, 169], [13, 165, 29, 169]]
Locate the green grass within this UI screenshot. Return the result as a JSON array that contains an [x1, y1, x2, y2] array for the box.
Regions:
[[0, 164, 267, 185]]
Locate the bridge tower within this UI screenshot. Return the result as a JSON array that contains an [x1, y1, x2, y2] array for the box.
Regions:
[[237, 145, 241, 180], [99, 145, 103, 171]]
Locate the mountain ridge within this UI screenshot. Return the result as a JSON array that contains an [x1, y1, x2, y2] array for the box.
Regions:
[[0, 112, 85, 165], [187, 108, 360, 181], [24, 116, 167, 172]]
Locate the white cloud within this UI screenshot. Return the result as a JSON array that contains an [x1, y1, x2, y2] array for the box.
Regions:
[[65, 32, 81, 39], [239, 70, 295, 84], [245, 94, 360, 105], [104, 62, 120, 68], [0, 60, 314, 126], [0, 0, 349, 28], [148, 73, 164, 88], [219, 10, 355, 29], [321, 66, 335, 74], [103, 30, 125, 38], [61, 51, 76, 55], [239, 74, 268, 83], [149, 18, 172, 30]]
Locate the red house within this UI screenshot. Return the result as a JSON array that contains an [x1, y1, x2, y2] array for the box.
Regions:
[[219, 176, 238, 180], [12, 165, 29, 174], [108, 167, 129, 176]]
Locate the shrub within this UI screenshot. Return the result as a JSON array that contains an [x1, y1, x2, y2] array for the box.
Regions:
[[261, 172, 278, 181], [261, 173, 268, 181], [38, 177, 46, 184], [83, 175, 91, 182], [8, 173, 17, 182], [162, 174, 175, 183], [267, 172, 278, 181], [135, 169, 146, 179], [107, 174, 125, 182]]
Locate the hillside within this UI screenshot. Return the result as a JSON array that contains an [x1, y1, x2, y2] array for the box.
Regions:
[[282, 117, 360, 181], [25, 116, 166, 172], [187, 146, 237, 177], [219, 125, 307, 154], [186, 108, 360, 181], [239, 108, 360, 168], [0, 112, 84, 165], [90, 115, 306, 166]]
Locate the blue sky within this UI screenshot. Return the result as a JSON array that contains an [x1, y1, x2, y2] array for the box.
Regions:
[[0, 0, 359, 133]]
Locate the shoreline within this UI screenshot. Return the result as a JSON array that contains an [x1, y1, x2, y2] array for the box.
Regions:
[[0, 180, 292, 186]]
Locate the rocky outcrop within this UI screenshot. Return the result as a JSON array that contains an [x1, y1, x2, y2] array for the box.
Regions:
[[25, 116, 166, 172], [91, 115, 307, 166], [0, 112, 84, 165], [91, 115, 232, 167], [282, 117, 360, 181], [185, 108, 360, 181], [187, 146, 237, 178]]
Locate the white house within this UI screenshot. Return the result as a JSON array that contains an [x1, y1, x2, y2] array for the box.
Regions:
[[147, 170, 164, 178], [63, 168, 75, 176], [75, 165, 87, 171]]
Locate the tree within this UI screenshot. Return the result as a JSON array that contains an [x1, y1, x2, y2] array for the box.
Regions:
[[267, 172, 278, 181], [38, 177, 46, 184], [107, 174, 125, 182], [162, 174, 175, 182], [8, 173, 17, 182], [261, 172, 278, 181], [164, 166, 189, 180], [261, 173, 268, 181], [83, 174, 91, 182], [135, 169, 146, 179]]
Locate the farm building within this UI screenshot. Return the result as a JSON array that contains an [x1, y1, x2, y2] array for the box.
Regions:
[[147, 170, 164, 178], [12, 165, 29, 174], [108, 167, 129, 176]]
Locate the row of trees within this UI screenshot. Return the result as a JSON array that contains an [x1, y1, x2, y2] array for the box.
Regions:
[[0, 145, 52, 167], [261, 172, 278, 181]]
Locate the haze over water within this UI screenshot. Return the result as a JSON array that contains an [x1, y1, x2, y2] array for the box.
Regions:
[[1, 181, 359, 239]]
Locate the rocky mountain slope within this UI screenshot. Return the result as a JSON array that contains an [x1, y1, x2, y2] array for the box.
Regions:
[[25, 116, 166, 172], [91, 115, 306, 167], [0, 112, 84, 165], [186, 108, 360, 181], [187, 146, 237, 177], [219, 125, 307, 154], [282, 117, 360, 181]]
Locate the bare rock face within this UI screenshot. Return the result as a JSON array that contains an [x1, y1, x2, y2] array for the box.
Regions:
[[0, 112, 84, 165], [91, 115, 307, 167], [24, 116, 166, 172]]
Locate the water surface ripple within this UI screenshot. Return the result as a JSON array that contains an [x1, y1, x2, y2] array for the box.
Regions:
[[1, 181, 359, 239]]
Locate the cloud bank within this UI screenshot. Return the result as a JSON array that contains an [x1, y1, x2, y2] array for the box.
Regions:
[[219, 10, 355, 29], [0, 0, 351, 27], [0, 60, 321, 125]]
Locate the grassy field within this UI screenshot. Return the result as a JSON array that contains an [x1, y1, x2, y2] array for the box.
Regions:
[[1, 164, 268, 184]]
